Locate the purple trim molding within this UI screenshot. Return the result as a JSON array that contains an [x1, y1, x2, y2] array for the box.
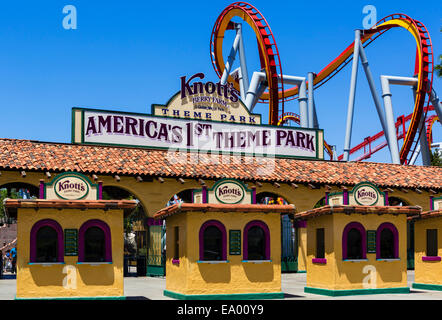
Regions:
[[376, 222, 399, 259], [78, 219, 112, 262], [199, 220, 227, 261], [342, 222, 366, 260], [422, 256, 441, 262], [325, 192, 329, 205], [294, 220, 307, 228], [30, 219, 64, 263], [147, 218, 163, 226], [98, 181, 103, 200], [172, 259, 180, 265], [343, 189, 349, 205], [243, 220, 271, 260], [430, 196, 434, 211], [39, 179, 45, 199], [312, 258, 327, 264], [384, 191, 389, 206], [202, 186, 208, 204], [252, 187, 256, 204]]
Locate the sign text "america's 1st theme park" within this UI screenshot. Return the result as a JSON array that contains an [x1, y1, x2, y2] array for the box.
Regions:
[[73, 108, 324, 159]]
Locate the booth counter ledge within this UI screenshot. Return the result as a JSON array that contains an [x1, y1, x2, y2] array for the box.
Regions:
[[312, 258, 326, 264], [376, 258, 401, 262], [28, 262, 65, 266], [242, 260, 272, 264], [76, 262, 113, 266], [422, 256, 441, 262], [196, 260, 229, 264], [342, 259, 369, 262]]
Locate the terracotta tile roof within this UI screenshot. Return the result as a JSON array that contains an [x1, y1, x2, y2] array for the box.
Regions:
[[408, 209, 442, 221], [293, 204, 422, 221], [3, 199, 138, 218], [0, 138, 441, 189], [154, 203, 296, 219]]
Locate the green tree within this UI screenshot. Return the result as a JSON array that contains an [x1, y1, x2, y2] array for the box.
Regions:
[[431, 148, 442, 166]]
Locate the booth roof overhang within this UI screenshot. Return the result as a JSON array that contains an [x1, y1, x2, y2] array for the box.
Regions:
[[0, 138, 441, 190], [154, 203, 296, 219], [3, 198, 139, 219], [408, 209, 442, 221], [293, 204, 423, 221]]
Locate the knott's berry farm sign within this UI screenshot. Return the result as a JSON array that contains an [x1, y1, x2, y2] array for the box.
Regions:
[[43, 171, 100, 200], [153, 72, 262, 124], [71, 73, 324, 160], [193, 179, 253, 205], [326, 182, 385, 206]]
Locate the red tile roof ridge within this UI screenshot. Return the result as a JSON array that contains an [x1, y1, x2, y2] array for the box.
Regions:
[[408, 209, 442, 221], [0, 138, 441, 189], [294, 204, 422, 220]]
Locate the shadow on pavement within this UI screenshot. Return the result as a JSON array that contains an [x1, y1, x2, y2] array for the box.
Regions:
[[1, 274, 16, 280], [283, 293, 304, 298], [126, 296, 150, 300]]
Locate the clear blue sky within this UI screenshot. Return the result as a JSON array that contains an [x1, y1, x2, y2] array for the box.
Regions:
[[0, 0, 440, 164]]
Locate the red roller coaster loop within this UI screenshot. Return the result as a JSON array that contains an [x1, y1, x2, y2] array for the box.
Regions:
[[211, 5, 434, 165], [210, 2, 284, 126]]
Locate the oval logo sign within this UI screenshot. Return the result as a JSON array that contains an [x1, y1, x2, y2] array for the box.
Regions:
[[354, 184, 379, 206], [54, 176, 89, 200], [215, 181, 245, 204]]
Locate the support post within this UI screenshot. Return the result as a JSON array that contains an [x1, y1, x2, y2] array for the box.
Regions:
[[220, 31, 241, 85], [358, 40, 390, 143], [298, 79, 308, 127], [380, 76, 401, 164], [307, 72, 315, 128], [343, 30, 361, 161], [236, 23, 249, 99]]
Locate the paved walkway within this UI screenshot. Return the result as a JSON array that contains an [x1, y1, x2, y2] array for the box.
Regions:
[[1, 271, 442, 300]]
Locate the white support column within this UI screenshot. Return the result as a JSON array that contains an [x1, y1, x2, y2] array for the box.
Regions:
[[343, 30, 361, 161]]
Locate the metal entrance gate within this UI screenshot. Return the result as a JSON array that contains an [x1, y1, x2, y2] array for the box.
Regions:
[[146, 220, 165, 277], [281, 215, 297, 272]]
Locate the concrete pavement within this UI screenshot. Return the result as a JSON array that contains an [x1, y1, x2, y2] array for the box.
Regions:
[[1, 271, 442, 300]]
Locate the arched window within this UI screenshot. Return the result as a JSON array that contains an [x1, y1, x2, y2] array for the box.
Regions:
[[342, 222, 366, 260], [30, 219, 64, 263], [376, 223, 399, 259], [244, 221, 270, 260], [79, 220, 112, 263], [199, 220, 226, 261]]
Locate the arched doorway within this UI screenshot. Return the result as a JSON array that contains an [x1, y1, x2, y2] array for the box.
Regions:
[[388, 196, 415, 270], [101, 185, 148, 277], [256, 192, 296, 272]]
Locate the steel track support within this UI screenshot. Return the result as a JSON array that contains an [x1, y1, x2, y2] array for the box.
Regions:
[[380, 76, 402, 164], [235, 23, 249, 100], [343, 30, 361, 161], [220, 30, 241, 85], [308, 72, 315, 128]]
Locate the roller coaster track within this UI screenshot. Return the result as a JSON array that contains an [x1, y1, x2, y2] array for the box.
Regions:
[[337, 106, 438, 162], [277, 112, 334, 160], [211, 5, 434, 164]]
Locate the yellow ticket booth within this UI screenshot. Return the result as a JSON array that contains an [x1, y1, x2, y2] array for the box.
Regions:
[[154, 178, 296, 300], [294, 181, 421, 296], [410, 209, 442, 291], [4, 171, 138, 300]]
